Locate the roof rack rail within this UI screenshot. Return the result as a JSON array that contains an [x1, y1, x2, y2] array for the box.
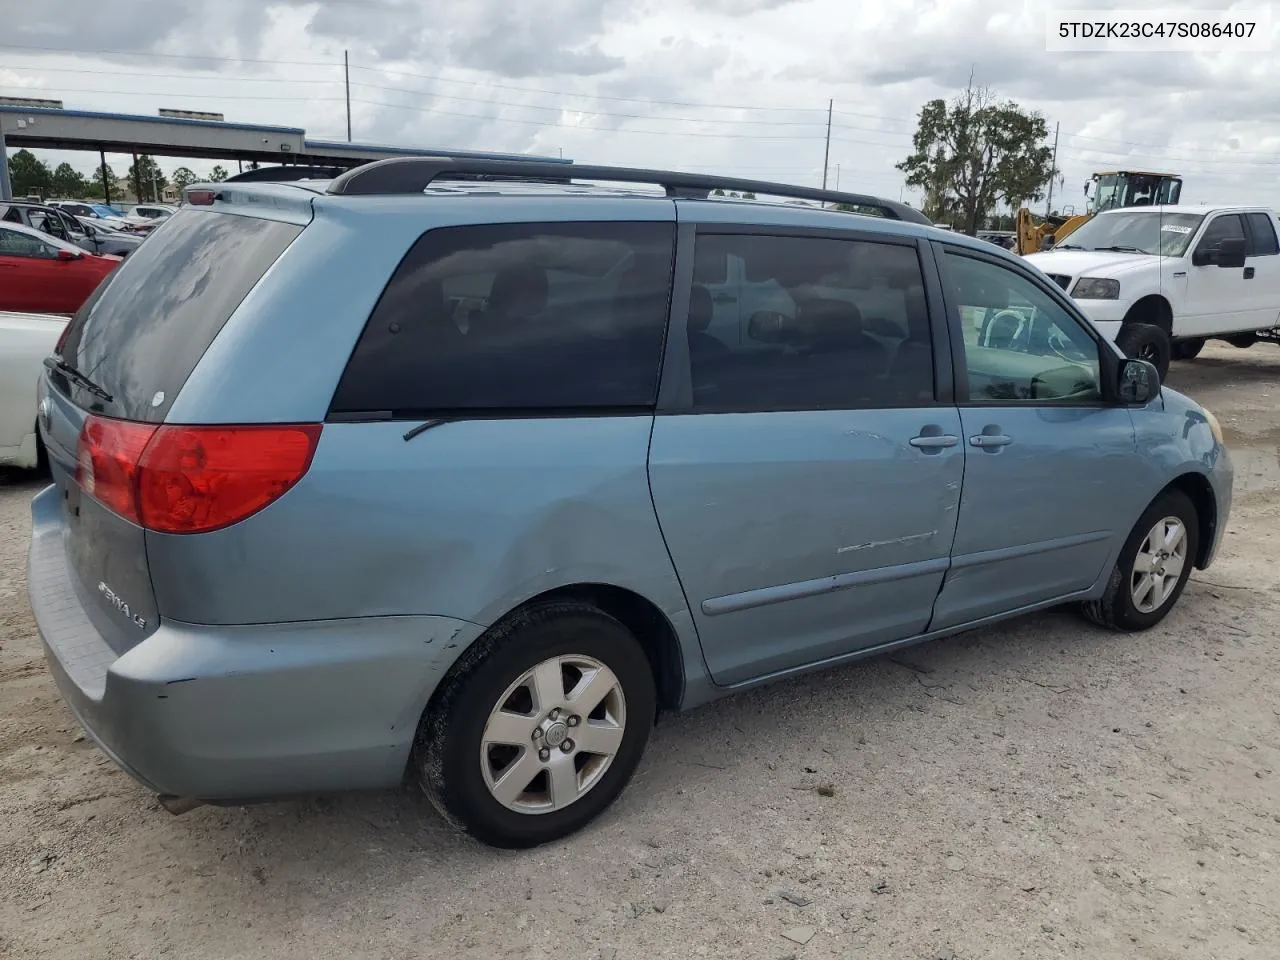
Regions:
[[325, 157, 931, 225]]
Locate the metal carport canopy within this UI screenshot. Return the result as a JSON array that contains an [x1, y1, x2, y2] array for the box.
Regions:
[[0, 105, 570, 196]]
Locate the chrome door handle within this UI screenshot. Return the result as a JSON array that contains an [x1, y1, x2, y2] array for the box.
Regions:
[[909, 434, 959, 450], [970, 433, 1013, 448]]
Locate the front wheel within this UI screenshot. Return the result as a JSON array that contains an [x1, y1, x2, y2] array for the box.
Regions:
[[1081, 488, 1199, 631], [413, 602, 656, 848], [1115, 323, 1172, 381]]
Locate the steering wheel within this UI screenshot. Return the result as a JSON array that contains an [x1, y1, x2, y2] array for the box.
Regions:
[[982, 309, 1027, 350]]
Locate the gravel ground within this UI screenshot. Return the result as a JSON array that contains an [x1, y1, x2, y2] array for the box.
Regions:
[[1, 340, 1278, 960]]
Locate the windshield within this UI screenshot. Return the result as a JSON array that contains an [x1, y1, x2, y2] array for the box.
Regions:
[[1056, 212, 1205, 256], [91, 204, 122, 218]]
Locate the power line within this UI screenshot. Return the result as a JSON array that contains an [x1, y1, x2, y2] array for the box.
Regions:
[[3, 43, 1276, 163]]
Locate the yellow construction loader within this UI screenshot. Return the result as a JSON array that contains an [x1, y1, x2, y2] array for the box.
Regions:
[[1015, 170, 1182, 255]]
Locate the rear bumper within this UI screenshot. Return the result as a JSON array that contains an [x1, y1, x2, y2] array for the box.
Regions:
[[28, 484, 484, 801]]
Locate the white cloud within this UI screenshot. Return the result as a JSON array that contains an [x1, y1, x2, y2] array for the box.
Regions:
[[1, 0, 1278, 207]]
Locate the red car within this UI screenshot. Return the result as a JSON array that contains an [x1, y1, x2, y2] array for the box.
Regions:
[[0, 221, 121, 314]]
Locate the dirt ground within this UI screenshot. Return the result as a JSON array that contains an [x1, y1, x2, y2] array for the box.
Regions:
[[1, 340, 1278, 960]]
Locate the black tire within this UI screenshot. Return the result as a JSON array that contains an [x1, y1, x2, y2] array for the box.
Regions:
[[1115, 323, 1172, 381], [413, 602, 656, 848], [1171, 337, 1204, 361], [1081, 488, 1199, 632], [34, 426, 50, 477]]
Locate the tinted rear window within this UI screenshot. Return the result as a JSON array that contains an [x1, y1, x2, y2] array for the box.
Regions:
[[329, 221, 675, 416], [57, 209, 303, 422]]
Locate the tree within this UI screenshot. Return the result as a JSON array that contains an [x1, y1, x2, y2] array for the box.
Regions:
[[170, 166, 198, 191], [89, 163, 118, 201], [50, 162, 87, 198], [207, 164, 229, 182], [9, 149, 52, 198], [896, 85, 1055, 236], [128, 155, 168, 202]]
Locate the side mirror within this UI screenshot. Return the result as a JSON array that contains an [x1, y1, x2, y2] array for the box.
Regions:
[[1215, 236, 1247, 269], [56, 249, 81, 261], [1118, 358, 1160, 404], [747, 310, 792, 344]]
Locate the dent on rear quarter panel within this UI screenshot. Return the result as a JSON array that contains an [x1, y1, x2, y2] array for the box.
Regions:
[[145, 416, 696, 642]]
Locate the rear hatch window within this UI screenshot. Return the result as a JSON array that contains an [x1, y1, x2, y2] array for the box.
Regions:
[[55, 209, 303, 421]]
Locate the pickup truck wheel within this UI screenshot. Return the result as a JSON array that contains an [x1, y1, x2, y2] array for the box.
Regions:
[[1172, 338, 1204, 361], [1115, 323, 1171, 380]]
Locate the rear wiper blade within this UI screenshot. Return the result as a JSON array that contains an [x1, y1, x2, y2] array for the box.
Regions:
[[402, 418, 453, 442], [43, 356, 113, 403]]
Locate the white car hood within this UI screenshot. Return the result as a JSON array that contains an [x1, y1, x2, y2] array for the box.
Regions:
[[1024, 249, 1163, 280]]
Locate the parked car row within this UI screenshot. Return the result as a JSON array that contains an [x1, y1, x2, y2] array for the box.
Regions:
[[45, 200, 177, 234]]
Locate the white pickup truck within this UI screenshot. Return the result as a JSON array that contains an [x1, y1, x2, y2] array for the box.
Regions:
[[1024, 204, 1280, 378]]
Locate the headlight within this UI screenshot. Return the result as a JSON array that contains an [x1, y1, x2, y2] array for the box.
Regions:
[[1071, 277, 1120, 299], [1202, 407, 1224, 446]]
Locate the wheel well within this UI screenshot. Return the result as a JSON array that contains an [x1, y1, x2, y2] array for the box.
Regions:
[[1166, 472, 1217, 568], [511, 584, 685, 712], [1123, 295, 1173, 335]]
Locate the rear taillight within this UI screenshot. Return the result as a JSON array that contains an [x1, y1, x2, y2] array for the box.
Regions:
[[76, 417, 157, 525], [76, 416, 321, 534], [186, 190, 216, 206]]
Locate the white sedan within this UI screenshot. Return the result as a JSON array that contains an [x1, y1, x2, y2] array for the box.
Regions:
[[0, 311, 67, 469]]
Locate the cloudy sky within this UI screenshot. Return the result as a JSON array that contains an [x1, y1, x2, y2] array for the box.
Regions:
[[2, 0, 1278, 210]]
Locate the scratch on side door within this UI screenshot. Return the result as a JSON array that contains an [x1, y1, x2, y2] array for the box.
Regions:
[[838, 530, 937, 554]]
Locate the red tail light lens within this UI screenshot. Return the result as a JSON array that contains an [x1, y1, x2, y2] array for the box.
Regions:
[[186, 189, 216, 206], [76, 417, 321, 534], [76, 418, 158, 525]]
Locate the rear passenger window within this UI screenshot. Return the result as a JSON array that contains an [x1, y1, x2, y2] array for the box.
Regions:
[[686, 234, 934, 410], [1247, 213, 1279, 256], [330, 222, 675, 415]]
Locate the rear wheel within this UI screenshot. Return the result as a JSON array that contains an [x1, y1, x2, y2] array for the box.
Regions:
[[1081, 488, 1199, 631], [413, 602, 656, 848], [1115, 323, 1172, 381], [1172, 337, 1204, 361]]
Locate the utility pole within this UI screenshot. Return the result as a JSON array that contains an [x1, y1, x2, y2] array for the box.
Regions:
[[0, 128, 11, 201], [344, 50, 352, 142], [1045, 121, 1060, 217], [99, 149, 110, 206], [820, 98, 833, 206], [834, 163, 840, 191]]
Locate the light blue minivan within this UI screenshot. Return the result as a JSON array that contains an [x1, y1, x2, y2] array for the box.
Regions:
[[28, 159, 1232, 848]]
